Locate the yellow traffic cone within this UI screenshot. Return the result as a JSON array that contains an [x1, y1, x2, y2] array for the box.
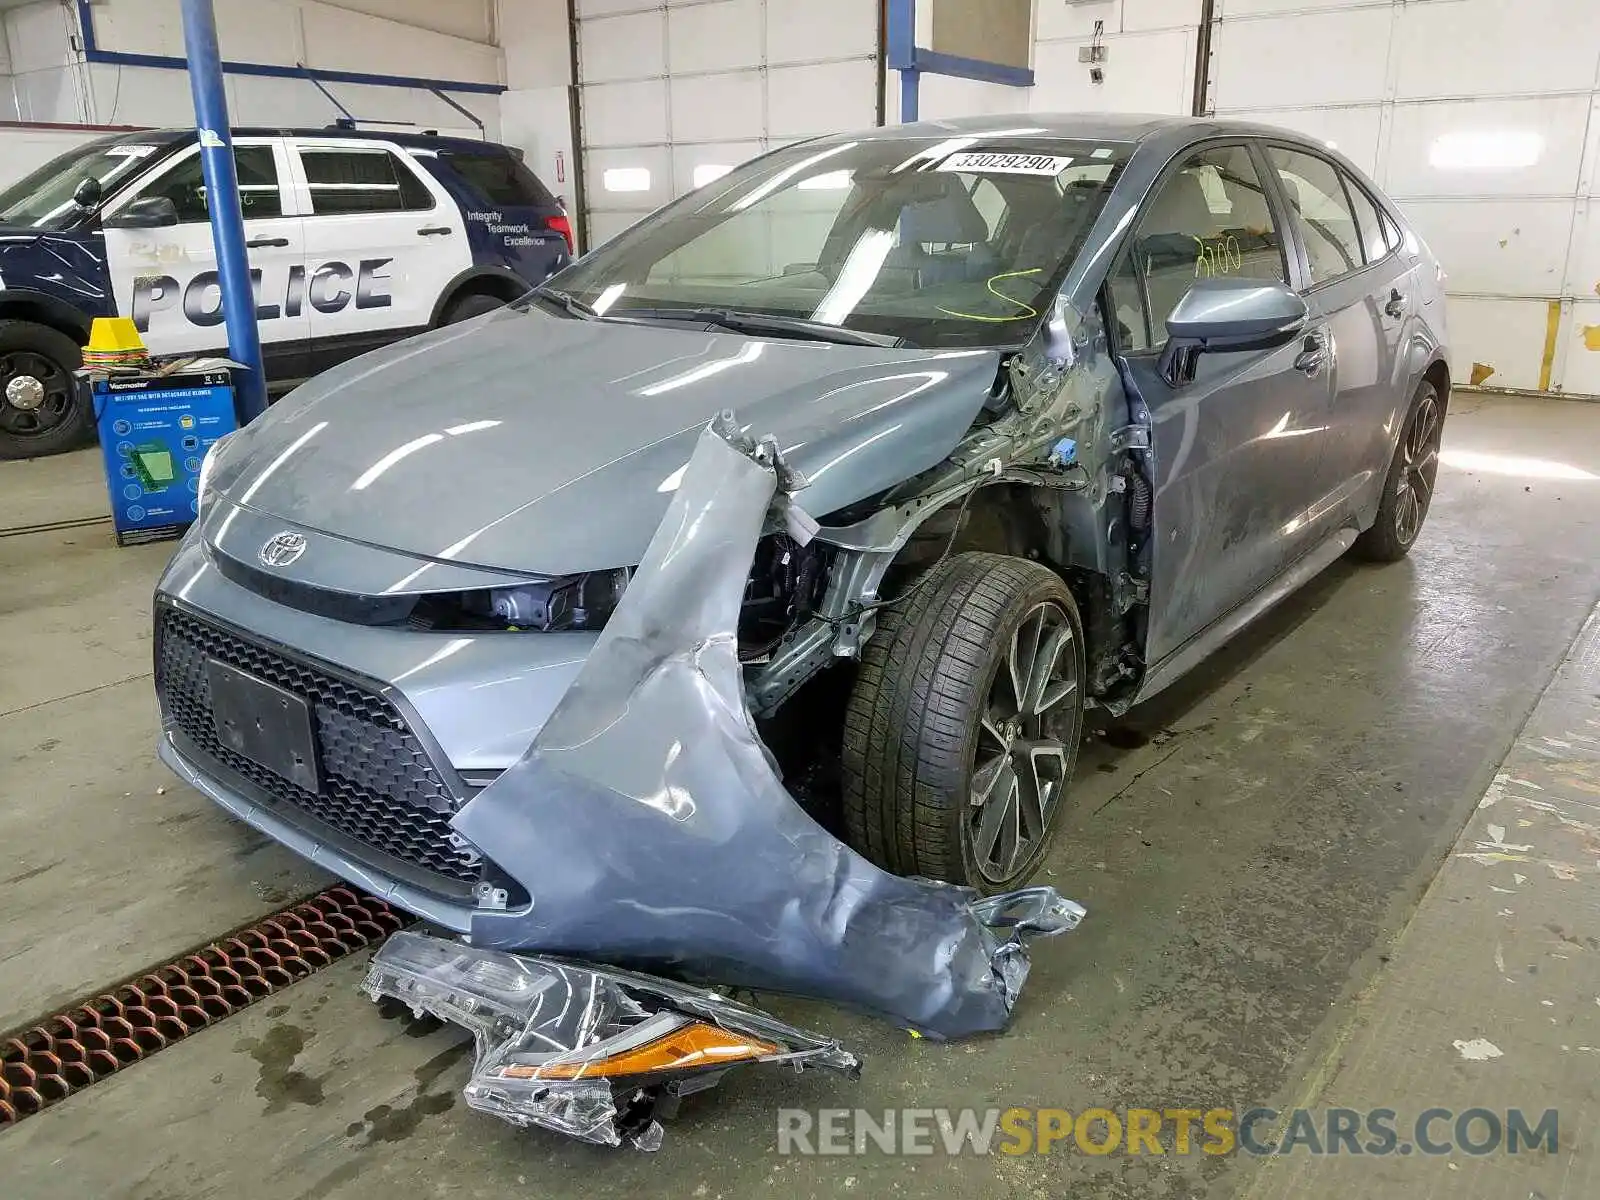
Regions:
[[83, 316, 152, 372]]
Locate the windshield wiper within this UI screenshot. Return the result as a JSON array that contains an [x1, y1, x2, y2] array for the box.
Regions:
[[616, 307, 905, 348], [527, 286, 597, 319]]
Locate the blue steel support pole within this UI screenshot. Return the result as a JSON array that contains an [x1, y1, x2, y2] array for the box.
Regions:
[[179, 0, 267, 423], [886, 0, 919, 123]]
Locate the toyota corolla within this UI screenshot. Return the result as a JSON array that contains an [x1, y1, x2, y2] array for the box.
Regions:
[[153, 113, 1448, 935]]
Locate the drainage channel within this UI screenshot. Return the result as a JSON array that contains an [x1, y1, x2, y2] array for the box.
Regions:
[[0, 885, 414, 1126]]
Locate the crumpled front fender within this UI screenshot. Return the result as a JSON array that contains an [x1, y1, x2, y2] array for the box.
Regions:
[[451, 414, 1085, 1039]]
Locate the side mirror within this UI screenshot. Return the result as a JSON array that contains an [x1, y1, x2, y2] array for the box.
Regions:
[[72, 176, 103, 210], [103, 196, 180, 229], [1158, 278, 1308, 387]]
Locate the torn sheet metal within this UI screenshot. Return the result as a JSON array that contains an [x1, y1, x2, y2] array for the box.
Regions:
[[451, 414, 1086, 1039], [363, 930, 858, 1149]]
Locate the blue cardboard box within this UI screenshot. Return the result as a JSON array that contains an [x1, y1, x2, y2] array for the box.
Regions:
[[92, 369, 238, 546]]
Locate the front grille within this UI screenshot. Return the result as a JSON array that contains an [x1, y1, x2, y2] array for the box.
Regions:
[[154, 604, 481, 888]]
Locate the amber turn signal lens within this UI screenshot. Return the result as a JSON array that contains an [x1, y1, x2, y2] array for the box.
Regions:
[[500, 1021, 780, 1081]]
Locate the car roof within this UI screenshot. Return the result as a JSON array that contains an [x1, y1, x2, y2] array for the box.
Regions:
[[99, 126, 513, 155], [819, 111, 1332, 154]]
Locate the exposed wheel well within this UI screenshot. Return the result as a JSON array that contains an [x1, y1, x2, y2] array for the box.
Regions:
[[1423, 359, 1451, 413], [447, 274, 528, 309], [0, 299, 90, 345], [887, 483, 1123, 699]]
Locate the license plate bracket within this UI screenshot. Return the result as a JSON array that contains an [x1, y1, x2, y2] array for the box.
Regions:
[[205, 658, 319, 792]]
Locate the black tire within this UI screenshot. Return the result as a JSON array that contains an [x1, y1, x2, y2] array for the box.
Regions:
[[0, 319, 88, 460], [441, 292, 507, 325], [841, 551, 1086, 892], [1352, 380, 1443, 563]]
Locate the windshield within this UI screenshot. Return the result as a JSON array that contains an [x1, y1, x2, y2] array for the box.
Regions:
[[552, 134, 1131, 349], [0, 138, 168, 229]]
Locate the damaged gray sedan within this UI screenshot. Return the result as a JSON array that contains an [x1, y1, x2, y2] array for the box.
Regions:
[[154, 114, 1448, 1022]]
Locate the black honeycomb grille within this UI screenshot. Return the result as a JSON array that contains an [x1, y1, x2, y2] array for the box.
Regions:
[[154, 604, 481, 887]]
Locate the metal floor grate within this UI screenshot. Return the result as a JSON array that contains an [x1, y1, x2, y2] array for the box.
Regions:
[[0, 886, 413, 1126]]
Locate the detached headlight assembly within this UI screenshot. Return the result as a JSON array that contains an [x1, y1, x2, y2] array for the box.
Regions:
[[362, 931, 858, 1149]]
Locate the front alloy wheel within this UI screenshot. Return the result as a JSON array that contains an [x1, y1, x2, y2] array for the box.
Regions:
[[969, 602, 1079, 883], [842, 551, 1086, 892]]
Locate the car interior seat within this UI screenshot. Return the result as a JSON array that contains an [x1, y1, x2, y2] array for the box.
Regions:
[[883, 181, 997, 290], [1137, 170, 1223, 334]]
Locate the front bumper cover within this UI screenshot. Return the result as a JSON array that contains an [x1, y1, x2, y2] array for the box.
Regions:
[[446, 414, 1086, 1040]]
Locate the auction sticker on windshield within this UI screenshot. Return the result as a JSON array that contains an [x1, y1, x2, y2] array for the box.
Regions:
[[937, 152, 1073, 175]]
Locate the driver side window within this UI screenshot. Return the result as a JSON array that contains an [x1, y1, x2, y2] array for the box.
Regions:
[[1112, 144, 1288, 352], [129, 147, 284, 223]]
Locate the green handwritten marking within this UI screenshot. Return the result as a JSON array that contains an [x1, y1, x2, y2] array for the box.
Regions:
[[936, 268, 1046, 322]]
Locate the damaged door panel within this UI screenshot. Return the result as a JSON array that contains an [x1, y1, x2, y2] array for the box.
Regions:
[[450, 416, 1086, 1040]]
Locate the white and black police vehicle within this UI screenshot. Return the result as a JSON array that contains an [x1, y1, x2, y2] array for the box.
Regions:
[[0, 126, 573, 458]]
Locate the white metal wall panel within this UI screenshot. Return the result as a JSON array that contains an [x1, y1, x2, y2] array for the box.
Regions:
[[576, 0, 658, 16], [577, 0, 878, 237], [1562, 301, 1600, 397], [768, 60, 876, 137], [670, 139, 764, 192], [583, 79, 671, 146], [580, 11, 667, 82], [668, 0, 763, 74], [1219, 0, 1386, 15], [1444, 297, 1554, 393], [765, 0, 876, 63], [1211, 7, 1392, 109], [0, 127, 104, 189], [1031, 29, 1195, 116], [918, 75, 1028, 122], [1385, 97, 1590, 200], [1400, 200, 1575, 299], [1036, 0, 1200, 40], [1392, 0, 1598, 101], [670, 70, 765, 142], [1212, 0, 1600, 396], [1225, 105, 1383, 174]]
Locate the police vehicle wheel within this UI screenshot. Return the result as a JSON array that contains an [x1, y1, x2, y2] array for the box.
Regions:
[[841, 552, 1085, 894], [442, 292, 506, 324], [0, 320, 88, 460]]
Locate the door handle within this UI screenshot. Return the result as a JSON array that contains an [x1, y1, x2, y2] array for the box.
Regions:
[[1293, 333, 1327, 377], [246, 236, 290, 248], [417, 225, 452, 237], [1384, 288, 1407, 319]]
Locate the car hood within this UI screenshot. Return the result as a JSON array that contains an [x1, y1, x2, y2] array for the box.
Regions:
[[210, 307, 1002, 576]]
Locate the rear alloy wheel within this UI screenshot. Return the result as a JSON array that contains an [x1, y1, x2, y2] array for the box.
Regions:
[[1353, 381, 1443, 562], [0, 320, 88, 460], [842, 552, 1085, 892]]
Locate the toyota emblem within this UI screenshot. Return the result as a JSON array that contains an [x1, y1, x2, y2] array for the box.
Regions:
[[259, 530, 308, 567]]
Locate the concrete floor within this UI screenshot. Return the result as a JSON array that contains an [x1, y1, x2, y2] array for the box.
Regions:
[[3, 394, 1600, 1199]]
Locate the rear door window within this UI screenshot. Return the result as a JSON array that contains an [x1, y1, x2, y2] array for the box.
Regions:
[[1266, 147, 1364, 286], [298, 147, 434, 215], [1340, 173, 1390, 265], [441, 151, 556, 208]]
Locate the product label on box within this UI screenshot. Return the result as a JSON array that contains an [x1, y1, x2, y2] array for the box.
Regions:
[[94, 372, 237, 544]]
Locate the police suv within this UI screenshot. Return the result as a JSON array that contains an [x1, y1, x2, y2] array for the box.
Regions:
[[0, 127, 573, 459]]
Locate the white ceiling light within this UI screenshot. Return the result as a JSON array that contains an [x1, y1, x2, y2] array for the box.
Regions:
[[693, 164, 732, 189], [1428, 131, 1543, 171], [603, 167, 652, 193]]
